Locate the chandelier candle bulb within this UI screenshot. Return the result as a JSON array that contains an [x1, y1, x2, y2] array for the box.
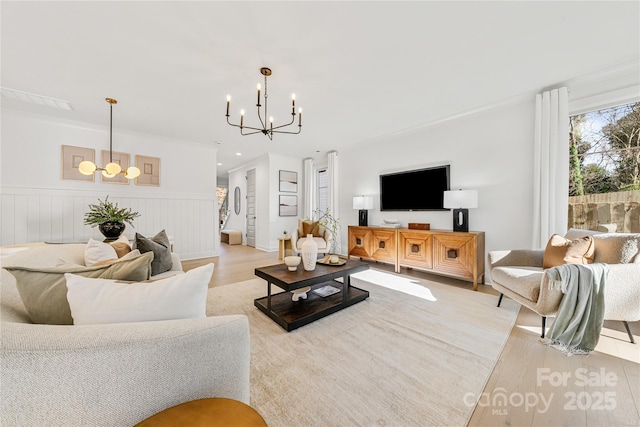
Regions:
[[240, 109, 244, 127], [298, 108, 302, 126], [226, 95, 230, 116], [257, 84, 261, 106]]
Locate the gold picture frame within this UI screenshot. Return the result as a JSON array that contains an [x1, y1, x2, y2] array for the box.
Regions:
[[61, 145, 95, 182], [135, 155, 160, 186], [101, 150, 130, 184]]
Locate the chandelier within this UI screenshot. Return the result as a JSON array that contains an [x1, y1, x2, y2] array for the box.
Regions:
[[78, 98, 141, 179], [225, 67, 302, 140]]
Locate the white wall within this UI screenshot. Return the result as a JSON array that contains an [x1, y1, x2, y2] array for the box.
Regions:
[[225, 153, 303, 252], [1, 109, 219, 260], [339, 100, 537, 273]]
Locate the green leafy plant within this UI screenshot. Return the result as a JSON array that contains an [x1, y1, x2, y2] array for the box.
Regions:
[[84, 196, 140, 227]]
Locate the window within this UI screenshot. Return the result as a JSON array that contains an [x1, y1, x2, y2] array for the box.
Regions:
[[568, 101, 639, 232], [316, 168, 328, 213]]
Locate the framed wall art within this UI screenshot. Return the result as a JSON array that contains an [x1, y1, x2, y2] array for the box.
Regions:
[[61, 145, 95, 182], [279, 195, 298, 216], [135, 155, 160, 186], [279, 170, 297, 193], [101, 150, 130, 184]]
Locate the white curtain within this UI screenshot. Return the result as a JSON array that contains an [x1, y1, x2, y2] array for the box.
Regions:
[[303, 158, 314, 219], [327, 151, 340, 252], [532, 87, 569, 249]]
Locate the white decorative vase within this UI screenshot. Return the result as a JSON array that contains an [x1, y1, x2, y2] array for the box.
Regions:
[[301, 234, 318, 271]]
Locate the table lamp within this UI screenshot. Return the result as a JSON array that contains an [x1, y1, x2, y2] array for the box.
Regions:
[[443, 190, 478, 232], [353, 196, 373, 227]]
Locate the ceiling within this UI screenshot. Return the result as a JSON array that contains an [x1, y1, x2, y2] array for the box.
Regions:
[[2, 1, 639, 178]]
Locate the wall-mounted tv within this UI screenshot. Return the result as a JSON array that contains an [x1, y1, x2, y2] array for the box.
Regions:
[[380, 165, 450, 211]]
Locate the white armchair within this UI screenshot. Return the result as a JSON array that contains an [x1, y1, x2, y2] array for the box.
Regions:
[[490, 231, 640, 342], [291, 227, 333, 255]]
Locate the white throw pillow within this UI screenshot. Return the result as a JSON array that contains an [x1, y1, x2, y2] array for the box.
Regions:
[[84, 238, 118, 266], [65, 263, 213, 325]]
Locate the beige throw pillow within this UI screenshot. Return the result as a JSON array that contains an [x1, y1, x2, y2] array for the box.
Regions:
[[66, 264, 212, 325], [543, 234, 595, 269], [84, 238, 118, 266], [5, 252, 153, 325]]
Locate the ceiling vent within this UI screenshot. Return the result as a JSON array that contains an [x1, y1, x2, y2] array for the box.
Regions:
[[1, 87, 73, 111]]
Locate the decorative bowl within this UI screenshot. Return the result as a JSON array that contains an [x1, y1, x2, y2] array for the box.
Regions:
[[284, 256, 302, 271]]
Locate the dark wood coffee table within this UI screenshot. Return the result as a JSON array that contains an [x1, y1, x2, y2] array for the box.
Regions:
[[254, 259, 370, 331]]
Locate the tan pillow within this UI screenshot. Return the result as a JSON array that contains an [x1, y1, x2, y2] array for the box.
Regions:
[[92, 249, 141, 267], [543, 234, 595, 268], [301, 221, 323, 238], [111, 242, 132, 258], [5, 251, 154, 325]]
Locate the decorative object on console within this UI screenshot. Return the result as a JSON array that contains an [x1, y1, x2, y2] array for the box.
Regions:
[[84, 196, 141, 241], [408, 223, 430, 230], [135, 154, 160, 186], [443, 189, 478, 232], [61, 145, 96, 182], [301, 235, 318, 271], [77, 98, 141, 180], [225, 67, 302, 140], [353, 196, 373, 226]]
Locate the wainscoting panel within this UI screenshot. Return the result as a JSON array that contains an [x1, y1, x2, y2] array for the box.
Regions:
[[0, 188, 217, 260]]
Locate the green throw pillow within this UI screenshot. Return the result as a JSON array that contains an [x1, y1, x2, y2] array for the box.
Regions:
[[5, 252, 153, 325], [133, 230, 172, 276]]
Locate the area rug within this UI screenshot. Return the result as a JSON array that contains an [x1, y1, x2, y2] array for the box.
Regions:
[[207, 268, 520, 427]]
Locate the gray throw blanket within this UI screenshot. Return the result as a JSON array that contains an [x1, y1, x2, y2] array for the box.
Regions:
[[544, 263, 608, 355]]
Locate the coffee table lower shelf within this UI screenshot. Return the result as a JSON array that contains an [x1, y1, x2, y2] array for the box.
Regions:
[[254, 281, 369, 332]]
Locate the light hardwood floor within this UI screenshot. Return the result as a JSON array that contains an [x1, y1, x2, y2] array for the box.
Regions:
[[184, 244, 640, 427]]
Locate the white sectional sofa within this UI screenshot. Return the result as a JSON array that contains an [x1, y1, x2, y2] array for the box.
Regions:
[[1, 243, 250, 426]]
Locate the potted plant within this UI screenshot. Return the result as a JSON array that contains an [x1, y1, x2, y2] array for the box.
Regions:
[[84, 196, 140, 241]]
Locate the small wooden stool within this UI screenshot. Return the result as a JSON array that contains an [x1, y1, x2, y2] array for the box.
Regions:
[[135, 398, 267, 427]]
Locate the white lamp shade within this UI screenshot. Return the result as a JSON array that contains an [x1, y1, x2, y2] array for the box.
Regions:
[[353, 196, 373, 210], [443, 190, 478, 209]]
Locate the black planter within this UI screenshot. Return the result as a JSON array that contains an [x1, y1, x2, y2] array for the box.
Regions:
[[99, 222, 126, 241]]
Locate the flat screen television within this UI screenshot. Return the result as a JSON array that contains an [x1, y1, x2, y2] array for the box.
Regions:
[[380, 165, 450, 211]]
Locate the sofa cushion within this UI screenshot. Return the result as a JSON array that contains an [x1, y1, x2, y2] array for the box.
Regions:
[[133, 230, 172, 275], [66, 264, 211, 325], [543, 234, 595, 268], [4, 252, 153, 325], [592, 233, 640, 264], [491, 266, 544, 302], [110, 234, 132, 258], [84, 238, 118, 266]]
